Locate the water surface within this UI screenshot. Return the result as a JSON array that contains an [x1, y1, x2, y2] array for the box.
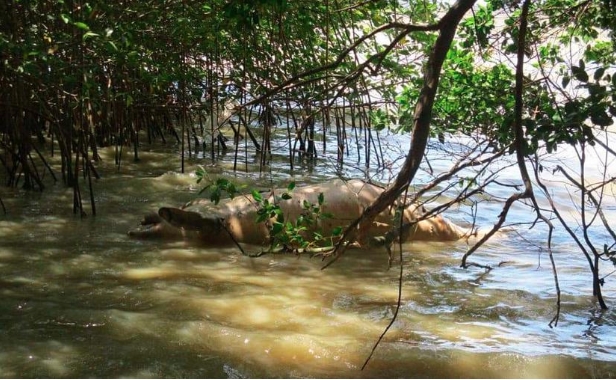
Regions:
[[1, 136, 616, 378]]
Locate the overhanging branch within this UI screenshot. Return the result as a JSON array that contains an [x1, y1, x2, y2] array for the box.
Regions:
[[323, 0, 479, 268]]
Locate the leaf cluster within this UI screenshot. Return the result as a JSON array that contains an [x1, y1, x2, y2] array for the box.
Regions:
[[196, 168, 342, 253], [252, 182, 343, 252], [196, 166, 243, 205]]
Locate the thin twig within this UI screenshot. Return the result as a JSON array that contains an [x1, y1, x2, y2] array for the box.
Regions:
[[361, 227, 405, 371]]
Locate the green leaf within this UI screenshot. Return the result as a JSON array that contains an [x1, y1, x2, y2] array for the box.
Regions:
[[572, 66, 589, 83], [195, 166, 205, 178], [321, 212, 333, 219], [256, 212, 268, 223], [210, 188, 221, 205], [287, 182, 296, 191], [332, 226, 343, 236], [594, 67, 605, 81], [252, 190, 262, 202], [226, 184, 237, 199], [562, 75, 570, 88], [587, 83, 606, 97], [74, 22, 90, 31], [276, 212, 285, 223], [317, 192, 324, 205], [281, 192, 292, 200], [591, 111, 613, 127], [83, 31, 99, 41], [271, 222, 283, 235]]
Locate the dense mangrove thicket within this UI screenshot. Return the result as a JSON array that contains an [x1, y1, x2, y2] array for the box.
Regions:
[[0, 0, 411, 214], [1, 0, 616, 313]]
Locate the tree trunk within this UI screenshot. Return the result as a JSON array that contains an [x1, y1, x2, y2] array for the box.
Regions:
[[352, 0, 478, 236]]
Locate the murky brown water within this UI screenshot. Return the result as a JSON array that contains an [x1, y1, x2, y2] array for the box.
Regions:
[[1, 140, 616, 378]]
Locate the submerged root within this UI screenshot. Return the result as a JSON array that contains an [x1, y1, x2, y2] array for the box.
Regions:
[[250, 245, 341, 258]]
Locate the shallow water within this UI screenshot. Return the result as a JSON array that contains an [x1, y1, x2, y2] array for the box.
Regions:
[[1, 134, 616, 378]]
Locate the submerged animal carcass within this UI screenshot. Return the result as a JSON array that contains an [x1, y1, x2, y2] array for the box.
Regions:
[[128, 179, 473, 247]]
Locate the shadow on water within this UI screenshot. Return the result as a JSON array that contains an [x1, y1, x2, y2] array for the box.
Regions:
[[1, 145, 616, 378]]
